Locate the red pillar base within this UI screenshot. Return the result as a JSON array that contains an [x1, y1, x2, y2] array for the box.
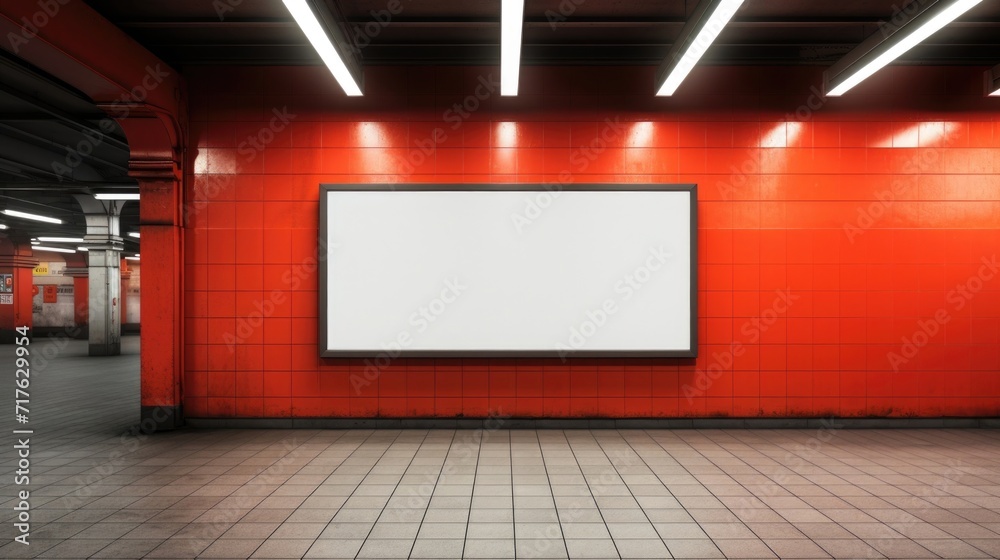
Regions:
[[0, 239, 37, 344]]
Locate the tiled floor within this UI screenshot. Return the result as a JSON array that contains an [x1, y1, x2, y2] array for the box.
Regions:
[[2, 339, 1000, 559]]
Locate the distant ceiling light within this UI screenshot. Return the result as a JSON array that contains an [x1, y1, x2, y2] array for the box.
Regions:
[[94, 193, 140, 200], [656, 0, 744, 96], [125, 256, 140, 261], [33, 245, 75, 254], [3, 209, 62, 224], [282, 0, 363, 96], [38, 236, 84, 243], [0, 223, 7, 230], [128, 232, 140, 238], [986, 63, 1000, 96], [501, 0, 525, 96], [826, 0, 983, 96], [78, 247, 89, 252], [30, 241, 39, 245]]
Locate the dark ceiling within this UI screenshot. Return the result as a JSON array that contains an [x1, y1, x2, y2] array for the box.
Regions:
[[82, 0, 1000, 67], [0, 51, 139, 249]]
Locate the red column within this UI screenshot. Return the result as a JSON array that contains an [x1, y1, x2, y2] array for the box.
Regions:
[[0, 237, 37, 343], [63, 254, 89, 339], [75, 277, 89, 331], [136, 167, 184, 430], [120, 258, 129, 327], [111, 106, 186, 431]]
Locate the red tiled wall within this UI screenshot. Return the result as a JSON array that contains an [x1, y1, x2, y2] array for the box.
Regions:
[[183, 65, 1000, 418]]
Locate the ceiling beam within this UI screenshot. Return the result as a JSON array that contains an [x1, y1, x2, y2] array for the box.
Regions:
[[0, 155, 69, 181], [0, 123, 128, 173], [0, 181, 135, 191], [0, 82, 130, 153]]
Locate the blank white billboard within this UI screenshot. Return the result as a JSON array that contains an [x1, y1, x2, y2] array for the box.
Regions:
[[320, 185, 696, 358]]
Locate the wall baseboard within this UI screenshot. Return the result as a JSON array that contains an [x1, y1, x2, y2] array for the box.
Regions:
[[184, 417, 1000, 430]]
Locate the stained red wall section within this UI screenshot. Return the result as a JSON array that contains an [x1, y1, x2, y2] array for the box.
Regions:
[[183, 65, 1000, 419]]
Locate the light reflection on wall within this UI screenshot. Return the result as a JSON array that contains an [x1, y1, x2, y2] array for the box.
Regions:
[[873, 121, 959, 148], [494, 122, 517, 174]]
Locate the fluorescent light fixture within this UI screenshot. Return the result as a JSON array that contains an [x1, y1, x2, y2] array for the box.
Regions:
[[94, 193, 140, 200], [31, 241, 39, 245], [282, 0, 363, 96], [33, 245, 75, 254], [78, 247, 89, 252], [38, 236, 84, 243], [128, 232, 140, 238], [0, 223, 7, 230], [3, 209, 62, 224], [986, 63, 1000, 96], [125, 256, 140, 261], [501, 0, 525, 96], [826, 0, 983, 96], [656, 0, 744, 96]]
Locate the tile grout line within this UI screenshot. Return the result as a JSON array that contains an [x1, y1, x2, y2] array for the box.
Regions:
[[598, 429, 680, 559], [459, 427, 485, 560], [564, 429, 622, 560], [351, 429, 427, 560], [535, 429, 571, 560], [407, 429, 460, 560]]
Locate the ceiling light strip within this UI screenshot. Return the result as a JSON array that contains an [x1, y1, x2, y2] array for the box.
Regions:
[[282, 0, 363, 96], [501, 0, 526, 96], [656, 0, 744, 96], [826, 0, 983, 96], [33, 245, 75, 254], [3, 209, 62, 224]]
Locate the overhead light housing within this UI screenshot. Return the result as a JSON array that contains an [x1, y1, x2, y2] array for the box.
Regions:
[[33, 245, 75, 254], [38, 236, 84, 243], [501, 0, 525, 96], [128, 232, 140, 239], [656, 0, 744, 96], [282, 0, 364, 96], [986, 63, 1000, 96], [94, 193, 140, 201], [3, 209, 62, 224], [825, 0, 983, 96]]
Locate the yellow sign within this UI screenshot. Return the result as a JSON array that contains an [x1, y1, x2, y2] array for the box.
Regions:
[[33, 263, 49, 276]]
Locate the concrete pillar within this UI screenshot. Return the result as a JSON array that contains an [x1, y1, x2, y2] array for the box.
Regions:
[[78, 201, 125, 356], [0, 236, 38, 344]]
